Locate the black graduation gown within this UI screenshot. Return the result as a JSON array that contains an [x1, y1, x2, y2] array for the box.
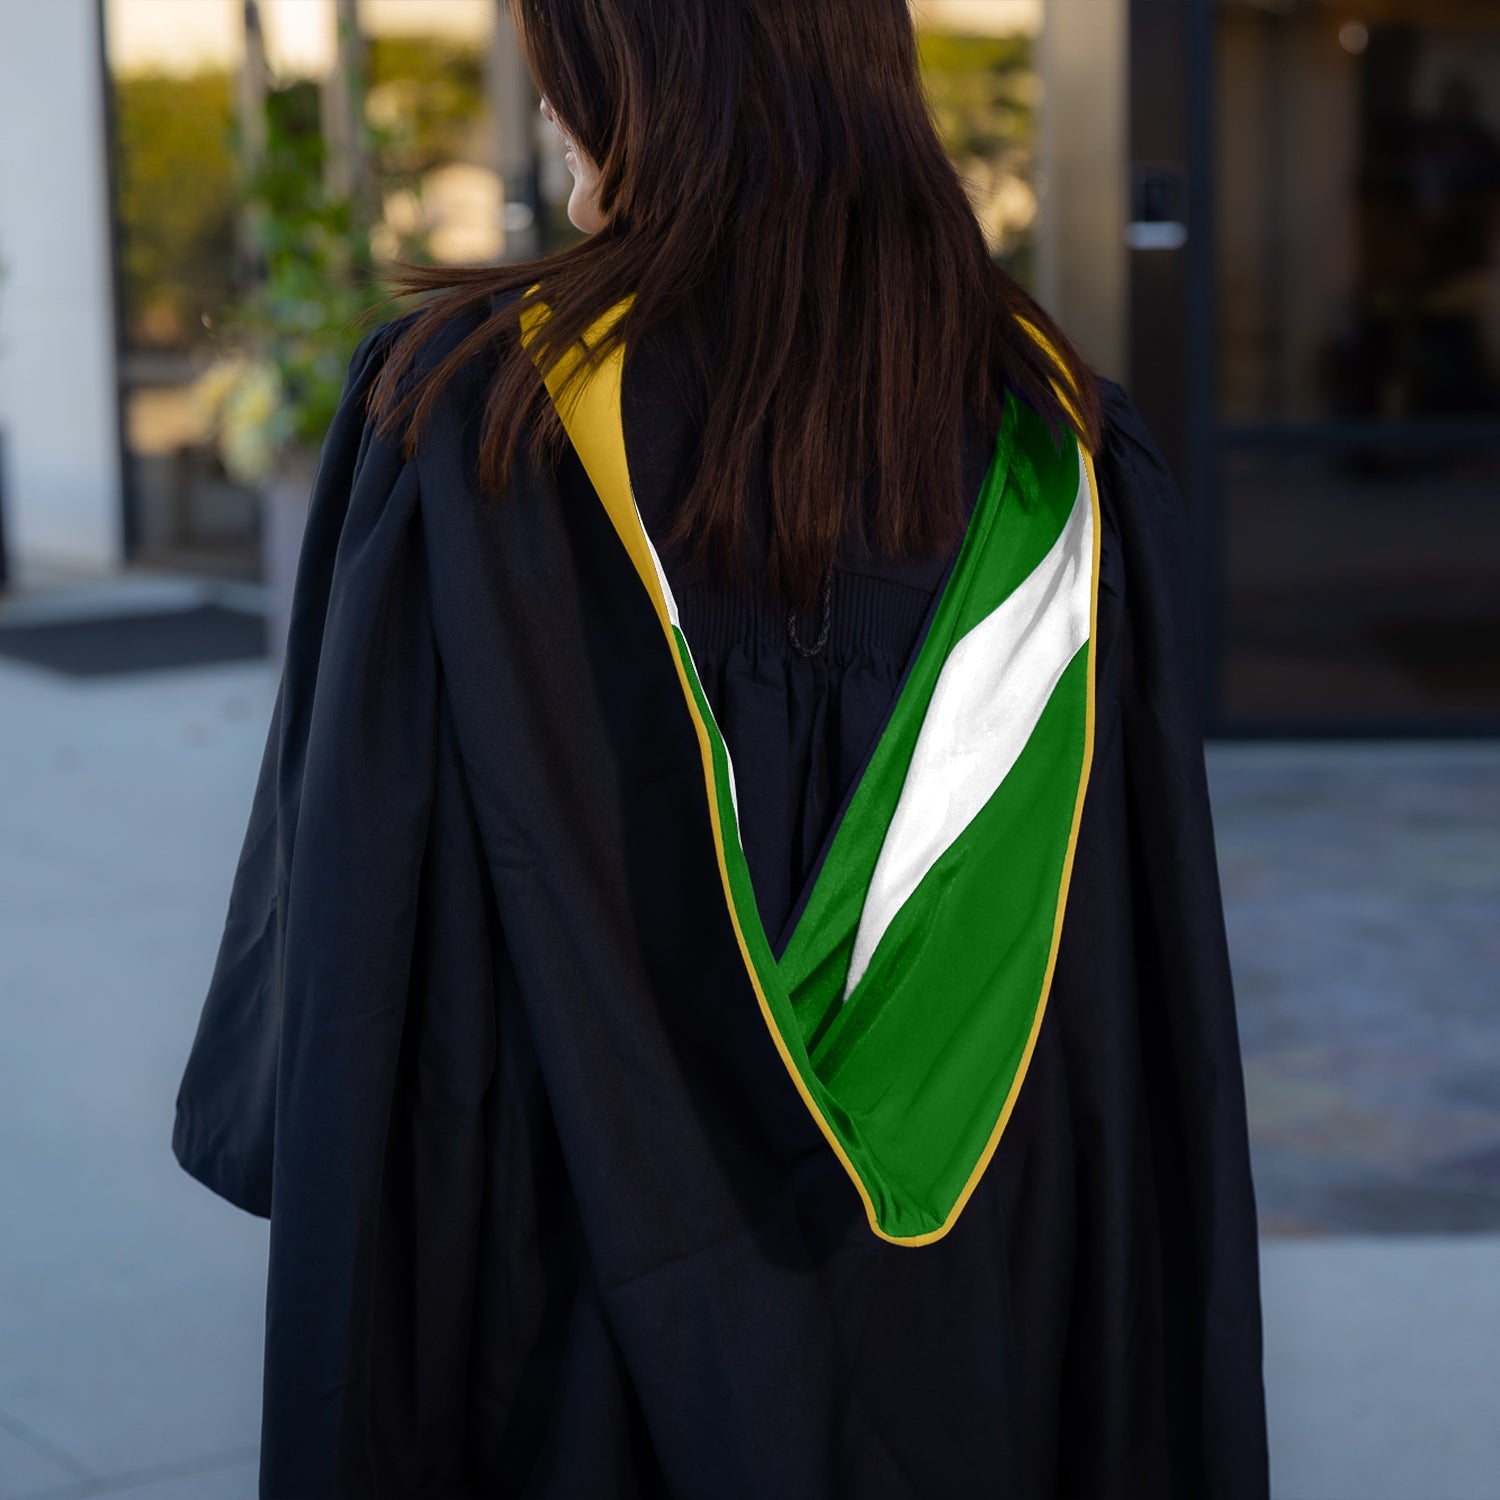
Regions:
[[171, 303, 1269, 1500]]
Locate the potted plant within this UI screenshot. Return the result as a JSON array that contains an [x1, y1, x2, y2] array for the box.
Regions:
[[193, 68, 428, 660]]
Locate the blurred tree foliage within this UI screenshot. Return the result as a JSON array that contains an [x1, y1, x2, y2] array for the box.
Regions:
[[111, 35, 486, 357], [113, 70, 238, 350], [917, 30, 1034, 160], [209, 71, 431, 476], [915, 28, 1038, 279], [366, 36, 487, 178], [240, 77, 375, 458], [112, 27, 1031, 353]]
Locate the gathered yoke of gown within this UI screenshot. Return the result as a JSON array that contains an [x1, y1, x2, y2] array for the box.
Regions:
[[617, 322, 1000, 949]]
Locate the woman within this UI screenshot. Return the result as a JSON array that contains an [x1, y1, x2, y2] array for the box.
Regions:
[[173, 1, 1269, 1495]]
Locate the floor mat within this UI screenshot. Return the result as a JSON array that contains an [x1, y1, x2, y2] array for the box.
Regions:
[[0, 603, 267, 677]]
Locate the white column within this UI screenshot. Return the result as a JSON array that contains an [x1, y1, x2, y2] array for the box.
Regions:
[[1036, 0, 1129, 383], [0, 0, 125, 581], [490, 0, 538, 261]]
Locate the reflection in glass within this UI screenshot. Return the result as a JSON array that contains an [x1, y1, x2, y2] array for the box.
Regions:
[[103, 0, 501, 576], [911, 0, 1042, 280], [1221, 444, 1500, 725], [1217, 1, 1500, 423]]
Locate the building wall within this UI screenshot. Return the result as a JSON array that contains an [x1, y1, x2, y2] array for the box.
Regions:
[[0, 0, 124, 580]]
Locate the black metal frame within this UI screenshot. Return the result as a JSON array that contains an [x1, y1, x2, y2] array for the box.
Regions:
[[1186, 0, 1220, 734]]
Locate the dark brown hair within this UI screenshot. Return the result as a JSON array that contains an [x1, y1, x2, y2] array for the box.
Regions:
[[365, 0, 1103, 611]]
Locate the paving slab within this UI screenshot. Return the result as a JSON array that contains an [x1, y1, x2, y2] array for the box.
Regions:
[[4, 1450, 257, 1500], [0, 656, 271, 1486], [1261, 1235, 1500, 1500], [0, 1418, 85, 1500], [1207, 741, 1500, 1234]]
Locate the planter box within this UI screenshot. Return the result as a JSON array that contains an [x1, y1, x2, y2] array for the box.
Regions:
[[260, 457, 317, 664]]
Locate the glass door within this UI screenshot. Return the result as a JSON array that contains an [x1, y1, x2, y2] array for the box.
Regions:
[[1213, 0, 1500, 732]]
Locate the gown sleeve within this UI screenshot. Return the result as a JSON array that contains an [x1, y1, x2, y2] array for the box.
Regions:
[[1096, 376, 1270, 1496], [170, 314, 436, 1219]]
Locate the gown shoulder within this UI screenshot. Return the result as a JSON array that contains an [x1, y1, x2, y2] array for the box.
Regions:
[[170, 306, 456, 1218]]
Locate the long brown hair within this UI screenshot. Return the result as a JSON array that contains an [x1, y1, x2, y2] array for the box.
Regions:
[[365, 0, 1103, 611]]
